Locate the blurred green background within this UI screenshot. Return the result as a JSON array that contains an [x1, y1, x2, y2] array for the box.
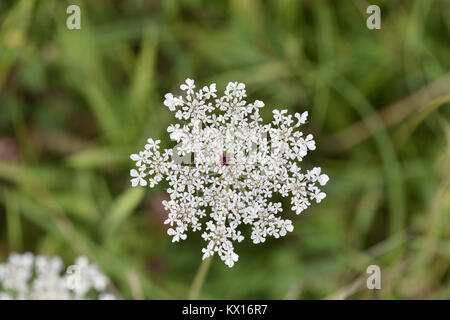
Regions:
[[0, 0, 449, 299]]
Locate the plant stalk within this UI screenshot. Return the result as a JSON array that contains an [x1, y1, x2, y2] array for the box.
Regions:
[[188, 256, 213, 299]]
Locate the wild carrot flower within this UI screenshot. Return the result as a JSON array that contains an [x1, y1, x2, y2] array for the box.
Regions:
[[130, 79, 329, 267], [0, 253, 115, 300]]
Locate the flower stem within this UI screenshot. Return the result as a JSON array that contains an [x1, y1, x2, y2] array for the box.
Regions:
[[188, 256, 213, 299]]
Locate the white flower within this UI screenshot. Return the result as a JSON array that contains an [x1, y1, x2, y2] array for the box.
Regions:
[[130, 151, 147, 167], [295, 111, 308, 125], [167, 227, 187, 242], [310, 188, 326, 203], [318, 173, 329, 186], [222, 250, 239, 268], [66, 256, 110, 299], [130, 169, 147, 187], [225, 81, 246, 98], [202, 83, 217, 99], [201, 242, 215, 260], [180, 78, 195, 94], [145, 138, 160, 151], [251, 228, 266, 244], [279, 220, 294, 236], [0, 252, 33, 296], [303, 134, 316, 150], [0, 253, 115, 300], [254, 100, 264, 108], [164, 93, 178, 111], [130, 78, 329, 267]]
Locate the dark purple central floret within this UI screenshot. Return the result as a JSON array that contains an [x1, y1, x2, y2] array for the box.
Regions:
[[221, 155, 230, 166]]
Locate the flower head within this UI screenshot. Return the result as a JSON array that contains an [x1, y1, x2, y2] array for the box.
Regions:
[[130, 79, 329, 267], [0, 253, 115, 300]]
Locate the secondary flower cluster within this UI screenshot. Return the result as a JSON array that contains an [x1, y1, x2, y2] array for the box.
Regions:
[[130, 79, 329, 267], [0, 253, 115, 300]]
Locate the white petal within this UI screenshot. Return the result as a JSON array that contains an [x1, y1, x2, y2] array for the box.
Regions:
[[130, 169, 139, 177], [318, 174, 329, 186], [131, 178, 139, 187]]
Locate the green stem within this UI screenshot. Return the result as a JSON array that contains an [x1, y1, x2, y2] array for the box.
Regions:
[[188, 256, 213, 299]]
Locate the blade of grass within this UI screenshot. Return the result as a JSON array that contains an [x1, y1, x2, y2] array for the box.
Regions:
[[3, 190, 23, 251], [130, 25, 158, 121], [326, 72, 450, 152], [333, 78, 406, 236], [393, 93, 450, 146], [102, 187, 145, 238]]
